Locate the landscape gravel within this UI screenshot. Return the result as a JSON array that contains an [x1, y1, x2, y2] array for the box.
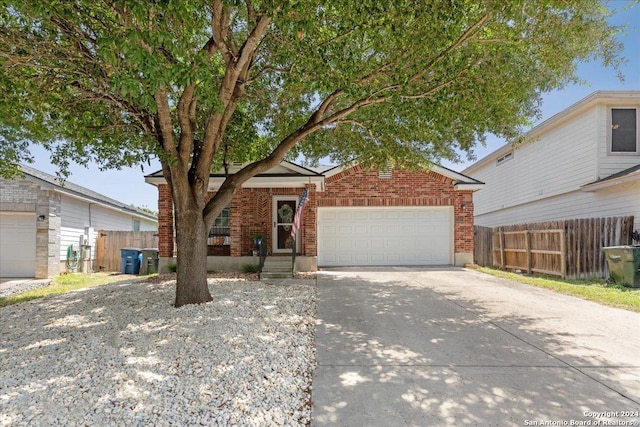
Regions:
[[0, 277, 316, 426], [0, 279, 52, 298]]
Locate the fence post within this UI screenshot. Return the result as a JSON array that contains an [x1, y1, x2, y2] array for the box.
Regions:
[[499, 229, 505, 269], [560, 230, 567, 279], [525, 230, 532, 275]]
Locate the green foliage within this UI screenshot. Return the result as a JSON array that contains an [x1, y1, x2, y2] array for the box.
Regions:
[[167, 263, 178, 273], [0, 0, 626, 175], [0, 273, 138, 307], [242, 263, 260, 274], [130, 204, 158, 217]]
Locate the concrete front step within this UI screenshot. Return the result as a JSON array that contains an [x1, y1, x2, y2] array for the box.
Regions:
[[260, 272, 293, 279], [264, 257, 291, 265], [260, 257, 293, 280], [264, 268, 292, 274]]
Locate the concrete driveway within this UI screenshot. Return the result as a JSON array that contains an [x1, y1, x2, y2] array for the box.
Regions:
[[311, 267, 640, 427]]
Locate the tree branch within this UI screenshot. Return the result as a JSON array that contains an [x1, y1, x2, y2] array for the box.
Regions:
[[211, 0, 233, 63], [337, 119, 379, 141], [195, 13, 271, 198], [154, 88, 177, 160], [246, 64, 294, 83], [311, 89, 344, 123], [244, 0, 257, 22], [68, 83, 153, 134], [409, 10, 493, 84], [177, 85, 197, 160]]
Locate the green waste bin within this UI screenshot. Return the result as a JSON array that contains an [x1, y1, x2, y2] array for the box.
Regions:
[[140, 248, 159, 275], [602, 246, 640, 288]]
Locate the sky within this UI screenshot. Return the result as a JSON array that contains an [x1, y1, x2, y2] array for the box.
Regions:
[[26, 1, 640, 212]]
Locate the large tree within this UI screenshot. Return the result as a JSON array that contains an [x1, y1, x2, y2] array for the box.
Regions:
[[0, 1, 626, 306]]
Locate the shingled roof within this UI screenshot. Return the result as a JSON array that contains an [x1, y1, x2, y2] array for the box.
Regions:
[[20, 164, 157, 221]]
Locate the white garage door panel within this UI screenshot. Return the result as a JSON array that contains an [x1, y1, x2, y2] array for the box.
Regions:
[[318, 207, 453, 266], [0, 213, 37, 277]]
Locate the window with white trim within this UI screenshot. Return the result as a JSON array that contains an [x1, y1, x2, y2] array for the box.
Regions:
[[209, 207, 230, 236], [496, 151, 513, 165], [610, 108, 638, 154]]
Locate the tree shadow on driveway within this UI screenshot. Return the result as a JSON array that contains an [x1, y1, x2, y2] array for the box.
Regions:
[[312, 268, 640, 427]]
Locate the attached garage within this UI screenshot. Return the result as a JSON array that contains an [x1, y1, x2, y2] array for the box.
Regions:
[[317, 206, 453, 267], [0, 212, 37, 278]]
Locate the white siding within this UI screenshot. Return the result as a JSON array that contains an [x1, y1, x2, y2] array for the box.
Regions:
[[474, 181, 640, 231], [596, 103, 640, 179], [472, 108, 598, 217], [59, 195, 157, 260], [139, 219, 157, 231]]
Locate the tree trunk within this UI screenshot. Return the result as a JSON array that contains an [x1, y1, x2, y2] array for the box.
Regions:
[[174, 202, 212, 307]]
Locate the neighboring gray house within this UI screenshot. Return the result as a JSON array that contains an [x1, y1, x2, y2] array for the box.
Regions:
[[463, 91, 640, 232], [0, 165, 157, 278]]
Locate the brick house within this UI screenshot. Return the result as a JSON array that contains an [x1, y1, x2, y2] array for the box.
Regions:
[[144, 161, 484, 272]]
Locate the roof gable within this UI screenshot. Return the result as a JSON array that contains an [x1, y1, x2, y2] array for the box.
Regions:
[[145, 160, 325, 190], [324, 162, 484, 190]]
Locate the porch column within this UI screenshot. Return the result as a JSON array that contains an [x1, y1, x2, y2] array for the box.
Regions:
[[158, 184, 174, 257], [303, 185, 318, 256], [230, 192, 243, 256], [453, 192, 474, 254]]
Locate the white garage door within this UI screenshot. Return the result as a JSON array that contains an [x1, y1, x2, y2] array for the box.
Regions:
[[318, 207, 453, 266], [0, 212, 37, 278]]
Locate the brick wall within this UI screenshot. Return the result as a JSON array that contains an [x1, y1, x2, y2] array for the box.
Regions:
[[231, 187, 317, 256], [158, 185, 317, 257], [157, 184, 174, 258]]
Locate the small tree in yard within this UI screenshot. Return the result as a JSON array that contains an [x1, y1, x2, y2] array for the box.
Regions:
[[0, 1, 627, 306]]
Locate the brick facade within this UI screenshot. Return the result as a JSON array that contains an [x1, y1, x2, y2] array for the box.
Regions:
[[156, 164, 475, 264], [157, 184, 174, 258], [230, 187, 317, 256], [159, 185, 317, 258]]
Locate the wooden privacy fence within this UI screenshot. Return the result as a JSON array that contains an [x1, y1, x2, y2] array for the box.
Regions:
[[474, 216, 634, 279], [474, 225, 493, 267], [494, 228, 566, 277], [94, 230, 159, 272]]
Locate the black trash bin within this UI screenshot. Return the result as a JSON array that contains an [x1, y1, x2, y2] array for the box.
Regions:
[[140, 248, 159, 275], [120, 248, 142, 275]]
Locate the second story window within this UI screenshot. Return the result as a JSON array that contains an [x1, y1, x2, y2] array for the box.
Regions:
[[610, 108, 638, 154], [496, 151, 513, 166]]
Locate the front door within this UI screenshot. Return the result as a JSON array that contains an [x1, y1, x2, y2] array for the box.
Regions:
[[273, 196, 299, 254]]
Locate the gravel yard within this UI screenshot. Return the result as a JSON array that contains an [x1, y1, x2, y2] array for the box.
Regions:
[[0, 277, 316, 426]]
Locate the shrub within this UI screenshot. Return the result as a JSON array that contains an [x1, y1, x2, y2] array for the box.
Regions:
[[242, 264, 260, 274]]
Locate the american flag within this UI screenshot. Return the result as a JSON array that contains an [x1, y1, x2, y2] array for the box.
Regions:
[[290, 187, 308, 240]]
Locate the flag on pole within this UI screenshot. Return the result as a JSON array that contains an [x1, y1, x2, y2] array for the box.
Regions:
[[291, 188, 308, 240]]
